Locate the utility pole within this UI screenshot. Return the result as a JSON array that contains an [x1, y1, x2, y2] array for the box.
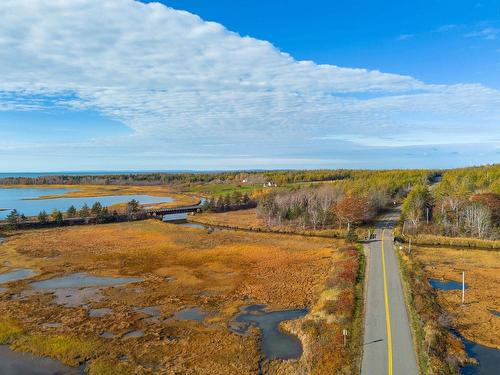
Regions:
[[426, 207, 429, 224], [408, 237, 411, 255], [343, 329, 348, 347], [402, 220, 406, 235]]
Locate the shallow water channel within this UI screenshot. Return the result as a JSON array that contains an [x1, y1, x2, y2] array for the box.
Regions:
[[230, 304, 307, 360], [429, 279, 500, 374]]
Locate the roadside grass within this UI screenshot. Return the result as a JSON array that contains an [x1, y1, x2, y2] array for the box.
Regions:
[[348, 243, 366, 375], [396, 247, 468, 374]]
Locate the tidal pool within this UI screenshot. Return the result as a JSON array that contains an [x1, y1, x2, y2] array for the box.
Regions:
[[123, 330, 144, 338], [28, 273, 143, 307], [429, 278, 468, 291], [0, 268, 35, 284], [52, 287, 104, 307], [0, 345, 81, 375], [0, 187, 172, 219], [100, 332, 115, 339], [171, 307, 208, 322], [30, 273, 144, 289], [89, 307, 113, 317], [231, 304, 307, 360], [135, 306, 161, 317]]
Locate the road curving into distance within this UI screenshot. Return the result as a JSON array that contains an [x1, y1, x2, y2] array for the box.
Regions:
[[361, 209, 418, 375]]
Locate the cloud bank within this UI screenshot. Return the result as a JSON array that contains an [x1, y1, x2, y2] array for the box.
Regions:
[[0, 0, 499, 169]]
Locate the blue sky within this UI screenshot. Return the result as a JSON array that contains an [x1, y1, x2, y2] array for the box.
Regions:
[[156, 0, 500, 88], [0, 0, 499, 171]]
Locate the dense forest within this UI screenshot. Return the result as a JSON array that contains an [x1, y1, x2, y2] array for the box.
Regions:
[[256, 170, 435, 230], [401, 164, 499, 239]]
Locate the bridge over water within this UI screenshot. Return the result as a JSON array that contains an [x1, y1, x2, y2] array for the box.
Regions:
[[145, 202, 203, 219]]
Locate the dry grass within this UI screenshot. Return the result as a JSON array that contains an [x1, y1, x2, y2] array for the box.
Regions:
[[414, 246, 500, 349], [0, 220, 354, 373]]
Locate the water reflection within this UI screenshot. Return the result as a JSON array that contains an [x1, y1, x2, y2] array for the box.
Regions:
[[230, 304, 307, 360], [429, 279, 468, 291], [0, 269, 35, 284], [30, 273, 143, 289], [460, 336, 500, 375]]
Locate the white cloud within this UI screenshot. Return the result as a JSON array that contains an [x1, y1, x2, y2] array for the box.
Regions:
[[398, 34, 414, 41], [465, 27, 500, 40], [0, 0, 499, 159]]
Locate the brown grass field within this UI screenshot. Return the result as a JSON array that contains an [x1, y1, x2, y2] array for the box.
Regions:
[[0, 220, 360, 374], [413, 246, 500, 349]]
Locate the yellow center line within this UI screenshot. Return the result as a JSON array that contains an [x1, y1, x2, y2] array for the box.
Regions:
[[381, 229, 393, 375]]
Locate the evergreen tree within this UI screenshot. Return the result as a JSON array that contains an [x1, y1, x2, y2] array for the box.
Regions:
[[91, 202, 103, 215], [51, 210, 64, 225], [38, 210, 48, 223], [6, 209, 20, 230], [127, 199, 140, 214], [79, 203, 90, 218], [66, 205, 77, 218]]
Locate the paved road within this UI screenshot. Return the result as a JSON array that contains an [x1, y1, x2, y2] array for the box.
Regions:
[[361, 209, 419, 375]]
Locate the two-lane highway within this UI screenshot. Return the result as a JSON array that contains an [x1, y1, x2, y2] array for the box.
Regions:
[[361, 211, 418, 375]]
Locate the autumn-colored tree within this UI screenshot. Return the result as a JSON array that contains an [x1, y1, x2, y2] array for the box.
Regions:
[[471, 193, 500, 226], [333, 196, 371, 230], [402, 184, 432, 227]]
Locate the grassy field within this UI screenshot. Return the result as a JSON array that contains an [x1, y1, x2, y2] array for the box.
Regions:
[[413, 246, 500, 349], [0, 220, 360, 374]]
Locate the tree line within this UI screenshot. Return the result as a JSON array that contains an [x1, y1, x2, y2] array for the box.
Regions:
[[401, 164, 500, 239], [255, 169, 435, 231], [201, 191, 256, 212], [4, 200, 143, 229], [0, 168, 438, 188]]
